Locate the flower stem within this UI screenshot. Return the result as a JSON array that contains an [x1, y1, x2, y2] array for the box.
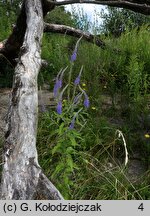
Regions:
[[67, 63, 73, 101]]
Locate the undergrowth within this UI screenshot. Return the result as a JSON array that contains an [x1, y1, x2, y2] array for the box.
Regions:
[[0, 3, 150, 199], [37, 26, 150, 199]]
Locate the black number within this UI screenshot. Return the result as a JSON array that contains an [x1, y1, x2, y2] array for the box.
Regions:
[[138, 203, 144, 211]]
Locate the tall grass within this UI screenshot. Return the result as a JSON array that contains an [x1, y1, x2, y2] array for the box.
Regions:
[[1, 3, 149, 199], [37, 25, 150, 199]]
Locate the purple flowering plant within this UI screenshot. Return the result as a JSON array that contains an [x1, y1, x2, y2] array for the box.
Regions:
[[84, 95, 90, 108], [56, 101, 62, 115], [74, 76, 80, 85], [53, 37, 90, 132], [70, 48, 77, 62], [70, 36, 83, 63], [53, 67, 67, 98], [54, 64, 90, 131], [47, 36, 91, 197], [51, 35, 90, 145], [74, 65, 83, 86]]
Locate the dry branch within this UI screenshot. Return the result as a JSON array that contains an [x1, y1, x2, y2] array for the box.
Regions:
[[1, 0, 149, 64], [48, 0, 150, 15], [44, 23, 105, 48]]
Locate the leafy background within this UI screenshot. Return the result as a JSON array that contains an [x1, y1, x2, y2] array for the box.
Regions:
[[0, 1, 150, 199]]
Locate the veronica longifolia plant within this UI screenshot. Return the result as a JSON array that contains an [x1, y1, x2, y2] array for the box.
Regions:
[[84, 94, 90, 108], [69, 108, 83, 129], [56, 101, 62, 115], [79, 85, 90, 108], [53, 35, 90, 130], [70, 36, 83, 63], [74, 65, 83, 86], [53, 67, 68, 98], [71, 48, 77, 62], [56, 84, 68, 115]]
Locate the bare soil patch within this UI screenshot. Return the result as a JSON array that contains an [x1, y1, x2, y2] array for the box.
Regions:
[[0, 89, 148, 182]]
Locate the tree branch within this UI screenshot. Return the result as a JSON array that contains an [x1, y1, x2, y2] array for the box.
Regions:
[[0, 2, 26, 66], [48, 0, 150, 15], [44, 23, 105, 48], [1, 0, 149, 64], [0, 21, 105, 65], [0, 0, 55, 66]]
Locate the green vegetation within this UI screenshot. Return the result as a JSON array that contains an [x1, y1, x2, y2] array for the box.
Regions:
[[0, 1, 17, 88], [100, 7, 150, 37], [38, 25, 150, 199], [0, 3, 150, 199]]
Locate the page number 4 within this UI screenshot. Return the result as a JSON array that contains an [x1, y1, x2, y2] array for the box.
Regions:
[[138, 203, 144, 211]]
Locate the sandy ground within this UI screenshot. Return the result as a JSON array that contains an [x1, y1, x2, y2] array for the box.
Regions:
[[0, 88, 147, 181]]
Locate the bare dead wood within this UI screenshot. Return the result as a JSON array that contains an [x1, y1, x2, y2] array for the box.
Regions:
[[0, 0, 63, 200], [44, 23, 105, 48], [0, 0, 149, 65], [48, 0, 150, 15], [0, 0, 149, 200], [13, 58, 48, 68], [35, 173, 64, 199], [0, 22, 105, 66]]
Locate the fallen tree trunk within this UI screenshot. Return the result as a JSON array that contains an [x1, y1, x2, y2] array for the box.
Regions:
[[44, 23, 105, 48], [0, 0, 63, 200]]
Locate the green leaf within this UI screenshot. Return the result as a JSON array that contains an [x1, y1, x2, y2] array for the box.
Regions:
[[52, 162, 64, 178], [58, 122, 65, 135], [69, 136, 78, 147], [66, 155, 74, 172], [52, 142, 62, 155], [66, 146, 75, 154]]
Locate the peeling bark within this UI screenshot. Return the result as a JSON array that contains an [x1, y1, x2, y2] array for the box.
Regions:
[[35, 173, 64, 200], [0, 0, 63, 200]]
